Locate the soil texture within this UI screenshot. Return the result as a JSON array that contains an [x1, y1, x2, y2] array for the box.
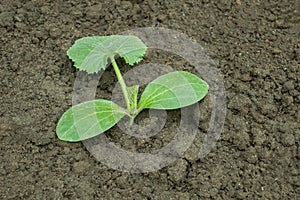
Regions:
[[0, 0, 299, 199]]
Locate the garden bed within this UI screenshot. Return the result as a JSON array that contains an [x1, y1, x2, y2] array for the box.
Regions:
[[0, 0, 299, 199]]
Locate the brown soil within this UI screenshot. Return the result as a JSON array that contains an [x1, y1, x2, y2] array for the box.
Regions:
[[0, 0, 299, 199]]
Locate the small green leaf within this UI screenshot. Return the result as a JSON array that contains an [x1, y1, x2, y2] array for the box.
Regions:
[[138, 71, 209, 109], [56, 99, 126, 142], [127, 85, 139, 112], [67, 35, 147, 73]]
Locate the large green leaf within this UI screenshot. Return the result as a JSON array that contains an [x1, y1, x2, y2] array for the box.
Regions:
[[56, 99, 126, 142], [67, 35, 147, 73], [138, 71, 209, 109]]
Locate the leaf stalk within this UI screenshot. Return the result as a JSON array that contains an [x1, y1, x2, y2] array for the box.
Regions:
[[110, 57, 130, 111]]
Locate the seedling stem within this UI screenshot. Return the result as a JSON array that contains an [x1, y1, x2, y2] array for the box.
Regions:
[[110, 56, 130, 110]]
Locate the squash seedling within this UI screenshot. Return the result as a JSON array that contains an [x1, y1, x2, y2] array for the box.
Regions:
[[56, 35, 209, 142]]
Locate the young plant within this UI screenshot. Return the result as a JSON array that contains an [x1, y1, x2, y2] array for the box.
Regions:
[[56, 35, 209, 142]]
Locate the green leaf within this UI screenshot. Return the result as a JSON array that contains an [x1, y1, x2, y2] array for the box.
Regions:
[[127, 85, 139, 112], [67, 35, 147, 73], [56, 99, 126, 142], [138, 71, 209, 109]]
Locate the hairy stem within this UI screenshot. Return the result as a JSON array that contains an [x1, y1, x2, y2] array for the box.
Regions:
[[110, 57, 130, 110], [129, 116, 135, 126]]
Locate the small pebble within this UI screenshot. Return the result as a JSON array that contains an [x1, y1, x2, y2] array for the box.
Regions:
[[86, 4, 102, 19], [272, 48, 282, 54], [283, 80, 294, 91], [244, 147, 258, 164], [209, 188, 219, 196], [73, 161, 90, 173], [252, 128, 266, 146], [167, 159, 188, 182], [63, 147, 71, 154], [281, 133, 295, 146]]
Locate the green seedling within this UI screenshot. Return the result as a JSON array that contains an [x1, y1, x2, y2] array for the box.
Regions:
[[56, 35, 209, 142]]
